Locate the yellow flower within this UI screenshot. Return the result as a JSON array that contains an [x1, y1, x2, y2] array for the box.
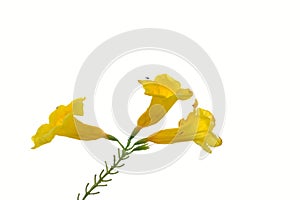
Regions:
[[147, 100, 222, 153], [31, 98, 107, 149], [137, 74, 193, 128]]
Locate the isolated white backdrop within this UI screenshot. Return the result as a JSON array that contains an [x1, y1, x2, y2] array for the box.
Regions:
[[1, 1, 300, 200]]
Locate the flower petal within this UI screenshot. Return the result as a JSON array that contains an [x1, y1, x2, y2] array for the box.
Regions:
[[138, 74, 193, 99], [147, 128, 197, 144], [147, 128, 179, 144], [31, 98, 107, 149], [31, 124, 56, 149], [137, 96, 177, 127], [178, 110, 198, 135], [205, 133, 222, 147], [56, 113, 107, 140], [138, 81, 175, 98], [147, 103, 222, 153], [137, 74, 193, 128], [194, 139, 212, 153], [68, 97, 86, 116], [176, 88, 193, 100], [154, 74, 181, 92], [49, 98, 85, 126]]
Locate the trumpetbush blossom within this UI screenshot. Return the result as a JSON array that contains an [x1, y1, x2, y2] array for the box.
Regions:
[[31, 98, 107, 149]]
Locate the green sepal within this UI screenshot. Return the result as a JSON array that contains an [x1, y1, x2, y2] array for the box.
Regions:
[[107, 134, 119, 141], [134, 138, 148, 146], [132, 144, 149, 151]]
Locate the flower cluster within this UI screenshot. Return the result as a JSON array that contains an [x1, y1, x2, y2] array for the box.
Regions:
[[31, 73, 223, 199], [32, 74, 222, 153]]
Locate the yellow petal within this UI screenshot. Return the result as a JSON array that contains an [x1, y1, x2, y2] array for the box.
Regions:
[[177, 110, 198, 135], [139, 74, 193, 99], [154, 74, 193, 99], [148, 128, 177, 143], [147, 104, 222, 153], [49, 105, 69, 126], [147, 128, 197, 144], [178, 108, 215, 136], [205, 133, 222, 147], [139, 81, 175, 98], [48, 97, 85, 126], [137, 95, 177, 127], [154, 74, 181, 92], [67, 97, 86, 116], [194, 139, 212, 153], [176, 88, 193, 100], [197, 108, 215, 131], [31, 124, 56, 149], [56, 113, 107, 140], [31, 98, 107, 149], [137, 74, 193, 128]]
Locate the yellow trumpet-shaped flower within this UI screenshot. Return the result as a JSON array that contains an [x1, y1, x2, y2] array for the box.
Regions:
[[31, 98, 108, 149], [137, 74, 193, 128], [147, 100, 222, 153]]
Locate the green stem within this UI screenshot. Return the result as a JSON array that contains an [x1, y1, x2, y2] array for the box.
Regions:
[[116, 140, 125, 150], [78, 127, 142, 200], [126, 126, 141, 149], [80, 149, 129, 200]]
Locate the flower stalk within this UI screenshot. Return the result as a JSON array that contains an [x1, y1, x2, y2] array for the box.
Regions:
[[78, 148, 128, 200], [77, 128, 145, 200]]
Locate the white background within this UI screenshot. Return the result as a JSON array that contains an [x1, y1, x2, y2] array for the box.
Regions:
[[1, 0, 300, 199]]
